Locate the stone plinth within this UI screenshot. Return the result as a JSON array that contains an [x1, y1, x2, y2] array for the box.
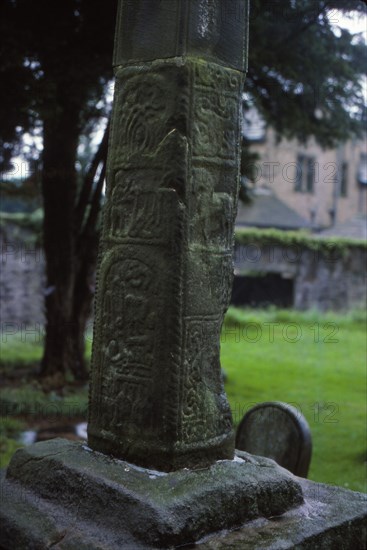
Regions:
[[1, 439, 366, 549], [196, 481, 367, 549]]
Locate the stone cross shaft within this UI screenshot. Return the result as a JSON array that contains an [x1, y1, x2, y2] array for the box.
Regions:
[[88, 0, 249, 471]]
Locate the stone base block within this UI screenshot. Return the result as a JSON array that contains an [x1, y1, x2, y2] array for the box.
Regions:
[[197, 480, 366, 549], [0, 439, 365, 549]]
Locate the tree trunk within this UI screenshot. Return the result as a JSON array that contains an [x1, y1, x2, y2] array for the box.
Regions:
[[68, 233, 99, 382], [40, 107, 83, 386], [39, 102, 108, 388]]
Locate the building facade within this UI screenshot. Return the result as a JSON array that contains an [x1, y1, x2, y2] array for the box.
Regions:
[[242, 107, 367, 231]]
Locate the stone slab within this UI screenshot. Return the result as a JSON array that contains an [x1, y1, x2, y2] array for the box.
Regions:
[[195, 480, 367, 549], [0, 438, 303, 548], [1, 472, 365, 550], [1, 439, 366, 549]]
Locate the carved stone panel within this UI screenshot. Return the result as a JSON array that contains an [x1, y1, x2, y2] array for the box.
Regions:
[[88, 243, 184, 455], [180, 317, 232, 446], [88, 57, 244, 471]]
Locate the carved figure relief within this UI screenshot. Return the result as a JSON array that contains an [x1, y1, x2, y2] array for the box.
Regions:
[[111, 187, 165, 241], [108, 169, 183, 245], [193, 92, 238, 160], [97, 257, 160, 428], [111, 67, 189, 170], [118, 75, 170, 155], [189, 167, 234, 250]]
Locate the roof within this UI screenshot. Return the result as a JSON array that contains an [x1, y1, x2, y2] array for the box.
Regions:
[[316, 215, 367, 240], [236, 191, 310, 231]]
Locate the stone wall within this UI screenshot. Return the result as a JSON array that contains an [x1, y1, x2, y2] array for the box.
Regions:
[[233, 240, 367, 311], [1, 223, 366, 323], [0, 223, 45, 328]]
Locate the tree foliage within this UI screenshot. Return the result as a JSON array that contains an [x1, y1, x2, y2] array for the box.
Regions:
[[246, 0, 366, 147], [0, 0, 115, 171]]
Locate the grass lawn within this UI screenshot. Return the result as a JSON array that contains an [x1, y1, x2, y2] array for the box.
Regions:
[[0, 333, 89, 468], [0, 307, 365, 492], [222, 307, 366, 493]]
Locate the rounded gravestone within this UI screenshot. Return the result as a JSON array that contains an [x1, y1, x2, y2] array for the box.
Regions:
[[235, 402, 312, 477]]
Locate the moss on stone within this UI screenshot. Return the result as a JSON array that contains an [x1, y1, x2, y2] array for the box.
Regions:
[[235, 227, 367, 257]]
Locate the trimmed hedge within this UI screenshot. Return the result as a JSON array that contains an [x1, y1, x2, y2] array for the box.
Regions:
[[235, 227, 366, 257]]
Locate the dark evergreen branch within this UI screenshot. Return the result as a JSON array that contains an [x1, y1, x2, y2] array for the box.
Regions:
[[271, 1, 332, 53], [81, 158, 106, 240], [74, 120, 110, 231]]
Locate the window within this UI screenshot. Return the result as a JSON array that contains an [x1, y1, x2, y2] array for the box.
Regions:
[[306, 157, 315, 193], [295, 156, 303, 192], [339, 162, 348, 197], [295, 155, 315, 193], [357, 153, 367, 186]]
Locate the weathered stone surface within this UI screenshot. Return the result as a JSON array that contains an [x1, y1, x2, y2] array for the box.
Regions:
[[196, 480, 367, 549], [1, 439, 366, 550], [113, 0, 249, 71], [236, 402, 312, 477], [1, 438, 300, 548], [0, 223, 45, 326], [88, 1, 249, 472]]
